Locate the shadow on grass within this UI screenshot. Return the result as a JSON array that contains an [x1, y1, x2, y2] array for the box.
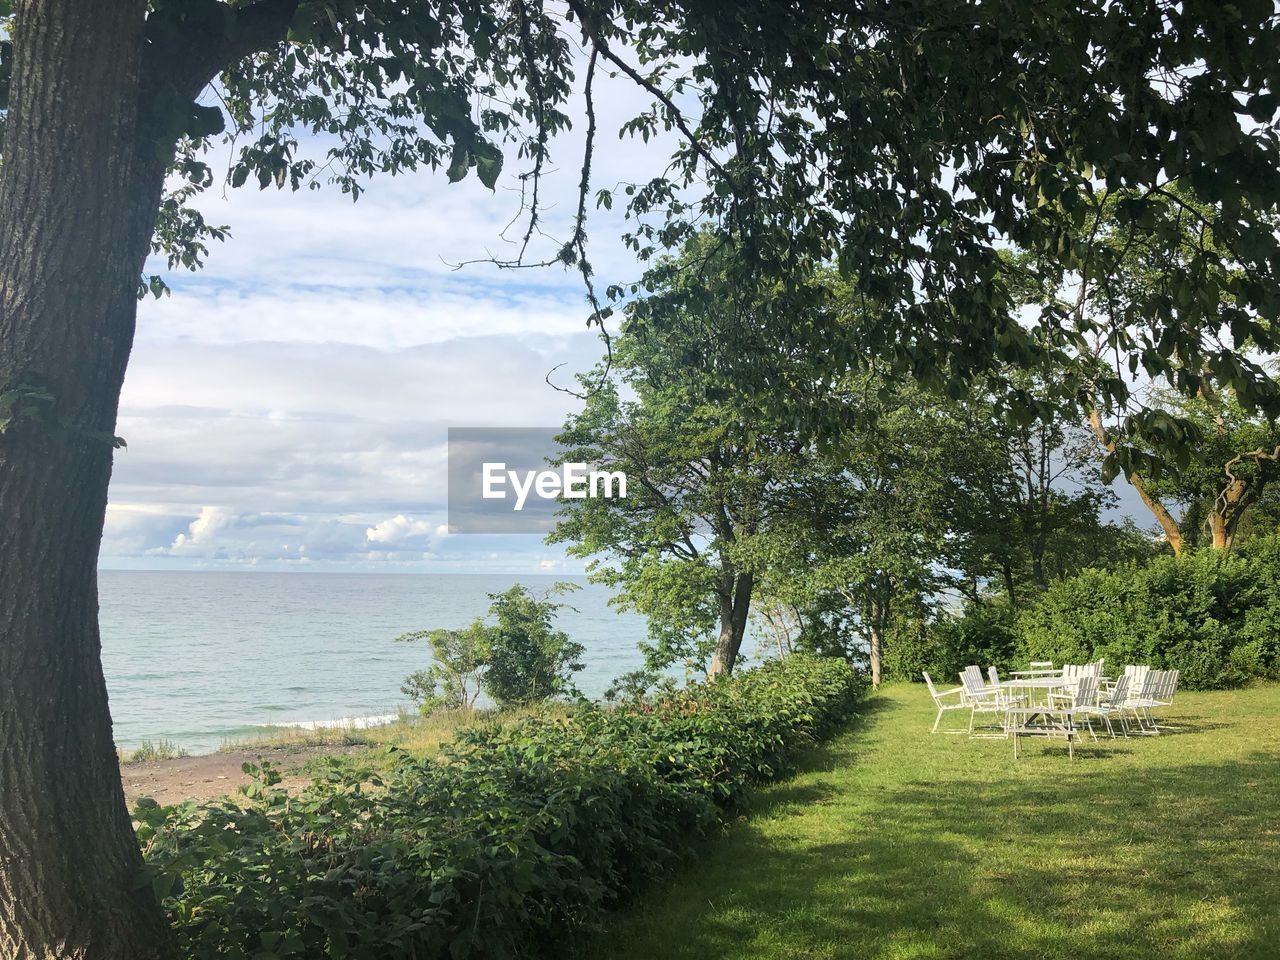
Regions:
[[576, 692, 1280, 960]]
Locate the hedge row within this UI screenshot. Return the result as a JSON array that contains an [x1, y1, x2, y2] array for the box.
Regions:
[[1019, 539, 1280, 689], [890, 537, 1280, 690], [136, 654, 864, 960]]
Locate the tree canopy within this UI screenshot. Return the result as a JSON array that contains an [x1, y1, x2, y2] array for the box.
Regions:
[[5, 1, 1280, 956]]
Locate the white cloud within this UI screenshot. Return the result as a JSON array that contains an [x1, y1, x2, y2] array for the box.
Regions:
[[171, 506, 236, 550], [104, 57, 684, 571], [366, 515, 435, 545]]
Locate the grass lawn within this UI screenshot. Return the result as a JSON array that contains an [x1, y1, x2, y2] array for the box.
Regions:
[[581, 682, 1280, 960]]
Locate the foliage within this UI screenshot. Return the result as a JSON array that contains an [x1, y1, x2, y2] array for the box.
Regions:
[[882, 602, 1020, 685], [578, 0, 1280, 468], [13, 0, 1274, 486], [482, 584, 586, 707], [119, 739, 189, 764], [1012, 186, 1280, 546], [550, 236, 818, 676], [603, 669, 676, 707], [1142, 387, 1280, 551], [137, 655, 865, 960], [398, 584, 584, 711], [1018, 538, 1280, 689], [943, 375, 1156, 605], [397, 621, 489, 712]]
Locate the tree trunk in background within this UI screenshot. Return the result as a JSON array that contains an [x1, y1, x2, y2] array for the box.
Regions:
[[868, 621, 883, 688], [1087, 407, 1184, 556], [0, 1, 176, 956], [867, 595, 887, 688], [1001, 563, 1017, 611], [1208, 511, 1235, 552], [707, 571, 754, 678]]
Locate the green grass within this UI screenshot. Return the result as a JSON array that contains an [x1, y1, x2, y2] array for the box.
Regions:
[[583, 682, 1280, 960], [218, 703, 572, 771], [118, 739, 189, 764]]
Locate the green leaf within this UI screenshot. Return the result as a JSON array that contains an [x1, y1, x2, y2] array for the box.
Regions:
[[446, 145, 469, 183]]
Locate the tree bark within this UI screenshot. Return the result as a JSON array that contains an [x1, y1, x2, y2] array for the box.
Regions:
[[2, 2, 301, 954], [707, 571, 754, 678], [1087, 407, 1184, 555], [0, 2, 172, 957], [1001, 562, 1017, 611], [1208, 511, 1231, 552], [868, 616, 883, 688]]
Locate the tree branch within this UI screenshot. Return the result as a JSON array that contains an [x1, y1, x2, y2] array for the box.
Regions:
[[147, 0, 300, 101], [564, 0, 732, 186], [1087, 405, 1184, 554]]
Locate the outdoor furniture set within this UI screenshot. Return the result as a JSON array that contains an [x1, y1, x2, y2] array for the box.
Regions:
[[923, 661, 1181, 758]]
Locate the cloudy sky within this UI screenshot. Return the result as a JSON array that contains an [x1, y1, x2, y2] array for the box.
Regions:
[[103, 69, 669, 572], [101, 62, 1152, 573]]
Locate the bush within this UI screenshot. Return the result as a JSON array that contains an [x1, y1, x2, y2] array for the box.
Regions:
[[1018, 539, 1280, 689], [883, 602, 1018, 684], [120, 739, 188, 764], [137, 654, 864, 960], [398, 584, 585, 712]]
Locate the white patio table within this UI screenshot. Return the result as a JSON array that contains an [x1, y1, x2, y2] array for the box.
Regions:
[[1000, 676, 1080, 751], [1001, 676, 1072, 701], [1005, 705, 1080, 759]]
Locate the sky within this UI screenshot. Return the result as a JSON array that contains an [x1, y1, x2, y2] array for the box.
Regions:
[[100, 58, 1154, 573], [102, 65, 669, 572]]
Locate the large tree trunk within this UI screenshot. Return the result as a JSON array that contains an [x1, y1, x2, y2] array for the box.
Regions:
[[0, 1, 176, 956], [707, 571, 754, 678]]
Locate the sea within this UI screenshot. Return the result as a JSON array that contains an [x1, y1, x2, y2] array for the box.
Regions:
[[99, 571, 650, 754]]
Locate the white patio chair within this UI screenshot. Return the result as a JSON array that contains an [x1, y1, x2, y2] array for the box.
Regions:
[[1122, 668, 1162, 734], [1049, 663, 1086, 707], [1074, 674, 1130, 738], [1126, 664, 1151, 690], [1028, 660, 1054, 670], [1065, 675, 1102, 740], [1134, 669, 1180, 732], [987, 666, 1026, 709], [923, 672, 969, 733], [960, 667, 1004, 735]]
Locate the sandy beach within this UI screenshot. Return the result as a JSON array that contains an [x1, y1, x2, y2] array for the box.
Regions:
[[120, 743, 366, 806]]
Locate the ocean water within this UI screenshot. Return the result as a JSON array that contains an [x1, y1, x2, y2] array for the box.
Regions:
[[99, 571, 649, 753]]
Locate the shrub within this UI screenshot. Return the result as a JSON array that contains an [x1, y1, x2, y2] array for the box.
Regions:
[[397, 584, 585, 712], [883, 602, 1018, 684], [1018, 539, 1280, 689], [120, 739, 188, 763], [137, 654, 864, 960], [481, 584, 585, 707]]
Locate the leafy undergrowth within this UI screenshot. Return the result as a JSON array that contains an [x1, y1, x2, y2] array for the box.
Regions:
[[217, 704, 571, 775], [136, 655, 865, 960], [582, 682, 1280, 960]]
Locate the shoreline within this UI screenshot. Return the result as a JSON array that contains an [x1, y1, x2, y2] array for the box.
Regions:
[[120, 742, 368, 807], [117, 706, 513, 805]]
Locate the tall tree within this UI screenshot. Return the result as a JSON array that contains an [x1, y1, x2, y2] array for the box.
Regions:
[[945, 378, 1151, 605], [549, 242, 813, 677], [773, 378, 969, 686], [1142, 388, 1280, 552], [1008, 185, 1280, 554], [0, 2, 574, 955], [5, 1, 1280, 954]]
